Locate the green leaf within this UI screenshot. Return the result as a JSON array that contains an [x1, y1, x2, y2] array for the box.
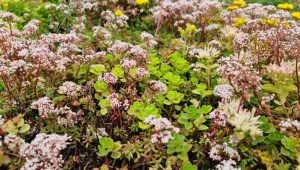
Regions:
[[98, 137, 114, 156], [181, 162, 198, 170], [112, 142, 122, 152], [199, 105, 212, 114], [138, 122, 150, 129], [19, 124, 30, 133], [111, 151, 121, 159], [100, 108, 108, 115], [90, 64, 105, 76], [100, 164, 109, 170], [167, 134, 186, 154], [165, 91, 184, 104], [99, 99, 111, 108], [94, 81, 107, 93], [111, 64, 124, 78]]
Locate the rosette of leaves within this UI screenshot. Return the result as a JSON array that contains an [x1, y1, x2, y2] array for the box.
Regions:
[[280, 136, 298, 159], [192, 84, 212, 100], [1, 114, 30, 134], [90, 64, 106, 76], [177, 105, 212, 130], [168, 52, 190, 75], [262, 83, 297, 105], [128, 101, 161, 129], [162, 72, 185, 90], [98, 137, 122, 159], [164, 90, 185, 105], [167, 134, 196, 168]]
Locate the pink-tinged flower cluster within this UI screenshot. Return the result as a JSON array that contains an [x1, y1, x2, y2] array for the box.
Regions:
[[210, 110, 230, 127], [58, 81, 81, 97], [213, 84, 235, 102], [218, 57, 262, 92], [19, 133, 71, 170], [31, 97, 56, 119], [279, 119, 300, 132], [57, 107, 84, 126], [141, 31, 157, 48], [120, 58, 137, 69], [107, 92, 122, 109], [144, 115, 180, 144], [209, 143, 240, 161], [148, 80, 168, 95], [102, 72, 118, 85], [266, 61, 295, 75], [134, 67, 150, 80]]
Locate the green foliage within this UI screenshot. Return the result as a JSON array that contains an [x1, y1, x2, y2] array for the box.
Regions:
[[262, 83, 297, 105], [2, 114, 30, 134], [280, 136, 298, 159], [164, 91, 185, 105], [168, 52, 190, 74], [177, 105, 211, 130], [192, 84, 212, 99], [167, 134, 186, 154], [98, 137, 122, 159]]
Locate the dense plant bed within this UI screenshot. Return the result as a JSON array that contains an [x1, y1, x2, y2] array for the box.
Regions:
[[0, 0, 300, 169]]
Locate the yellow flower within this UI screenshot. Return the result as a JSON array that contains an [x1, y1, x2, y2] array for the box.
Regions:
[[186, 23, 197, 32], [263, 19, 279, 26], [135, 0, 149, 5], [277, 3, 294, 10], [233, 17, 247, 27], [233, 0, 247, 7], [291, 12, 300, 20], [227, 5, 239, 11], [114, 10, 124, 16]]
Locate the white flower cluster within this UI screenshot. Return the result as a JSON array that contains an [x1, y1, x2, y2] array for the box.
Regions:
[[23, 20, 41, 36], [19, 133, 70, 170], [134, 67, 150, 80], [101, 10, 129, 29], [58, 81, 81, 97], [96, 128, 109, 138], [213, 84, 235, 102], [218, 57, 262, 92], [279, 119, 300, 132], [57, 106, 84, 126], [120, 58, 137, 69], [102, 72, 118, 85], [31, 97, 56, 118], [141, 31, 157, 48], [189, 46, 220, 59], [4, 134, 25, 151], [215, 159, 241, 170], [144, 115, 180, 144], [229, 108, 263, 138], [31, 97, 84, 125], [148, 80, 168, 95], [152, 0, 222, 27], [0, 11, 15, 21], [107, 92, 122, 109], [233, 32, 249, 50], [209, 143, 240, 161], [210, 110, 230, 127]]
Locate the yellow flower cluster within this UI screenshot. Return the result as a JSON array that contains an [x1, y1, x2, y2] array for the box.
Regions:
[[135, 0, 149, 5], [292, 12, 300, 20], [262, 19, 279, 26], [277, 3, 294, 10], [114, 10, 124, 16], [227, 0, 247, 11], [233, 17, 247, 27]]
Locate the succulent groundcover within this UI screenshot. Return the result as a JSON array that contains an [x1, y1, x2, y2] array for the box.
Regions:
[[0, 0, 300, 169]]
